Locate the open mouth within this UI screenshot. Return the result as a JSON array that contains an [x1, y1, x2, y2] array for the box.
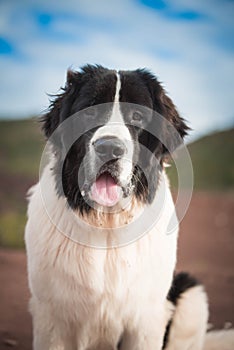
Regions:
[[90, 172, 122, 207]]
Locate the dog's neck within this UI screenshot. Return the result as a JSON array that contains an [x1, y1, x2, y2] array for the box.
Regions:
[[38, 162, 176, 248]]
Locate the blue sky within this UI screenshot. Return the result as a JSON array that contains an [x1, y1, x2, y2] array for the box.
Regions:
[[0, 0, 234, 139]]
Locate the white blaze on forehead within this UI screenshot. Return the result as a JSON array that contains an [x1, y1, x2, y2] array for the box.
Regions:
[[90, 72, 134, 186], [114, 72, 121, 102], [109, 72, 125, 125], [91, 72, 131, 140]]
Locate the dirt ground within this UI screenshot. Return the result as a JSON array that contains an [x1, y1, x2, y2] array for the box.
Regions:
[[0, 192, 233, 350]]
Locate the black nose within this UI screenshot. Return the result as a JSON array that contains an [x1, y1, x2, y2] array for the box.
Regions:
[[93, 136, 126, 161]]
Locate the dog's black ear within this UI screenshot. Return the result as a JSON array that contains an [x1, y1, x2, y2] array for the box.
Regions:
[[159, 91, 189, 154], [137, 69, 189, 155], [41, 69, 80, 139], [66, 68, 81, 88], [41, 93, 65, 138]]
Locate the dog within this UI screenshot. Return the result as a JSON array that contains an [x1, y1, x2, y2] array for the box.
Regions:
[[25, 65, 209, 349]]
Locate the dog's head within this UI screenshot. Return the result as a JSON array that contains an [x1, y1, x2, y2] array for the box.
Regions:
[[42, 64, 188, 215]]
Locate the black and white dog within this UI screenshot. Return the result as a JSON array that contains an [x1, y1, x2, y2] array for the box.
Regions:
[[25, 65, 210, 349]]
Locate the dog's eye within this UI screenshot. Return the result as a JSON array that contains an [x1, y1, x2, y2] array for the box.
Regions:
[[132, 111, 143, 123]]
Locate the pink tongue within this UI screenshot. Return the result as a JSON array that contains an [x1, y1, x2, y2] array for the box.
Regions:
[[91, 173, 121, 207]]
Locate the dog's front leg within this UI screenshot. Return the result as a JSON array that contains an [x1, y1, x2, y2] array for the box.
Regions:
[[119, 327, 164, 350], [30, 297, 74, 350], [30, 298, 56, 350], [119, 308, 167, 350]]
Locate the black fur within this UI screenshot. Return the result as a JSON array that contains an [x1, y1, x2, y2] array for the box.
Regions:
[[167, 272, 200, 306], [41, 64, 189, 213], [162, 319, 172, 349]]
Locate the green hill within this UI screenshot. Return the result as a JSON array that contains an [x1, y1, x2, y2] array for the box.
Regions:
[[187, 129, 234, 190], [0, 119, 233, 248], [0, 119, 44, 178], [166, 128, 234, 191], [0, 119, 43, 248]]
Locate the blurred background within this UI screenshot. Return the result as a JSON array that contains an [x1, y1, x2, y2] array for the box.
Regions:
[[0, 0, 233, 348]]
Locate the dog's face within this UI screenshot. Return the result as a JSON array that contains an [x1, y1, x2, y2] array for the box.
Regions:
[[42, 65, 188, 214]]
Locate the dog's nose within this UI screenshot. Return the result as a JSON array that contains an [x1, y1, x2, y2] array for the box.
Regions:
[[93, 136, 126, 161]]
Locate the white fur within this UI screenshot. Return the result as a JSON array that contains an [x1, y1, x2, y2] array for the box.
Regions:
[[165, 286, 209, 350], [25, 162, 178, 350], [114, 72, 121, 103]]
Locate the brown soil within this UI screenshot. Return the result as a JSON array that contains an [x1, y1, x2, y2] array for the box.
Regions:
[[0, 192, 233, 349]]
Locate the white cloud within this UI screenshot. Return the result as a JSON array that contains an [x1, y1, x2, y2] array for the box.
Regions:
[[0, 0, 233, 139]]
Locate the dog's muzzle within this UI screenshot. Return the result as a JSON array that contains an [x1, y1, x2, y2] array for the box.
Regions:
[[87, 137, 126, 207]]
